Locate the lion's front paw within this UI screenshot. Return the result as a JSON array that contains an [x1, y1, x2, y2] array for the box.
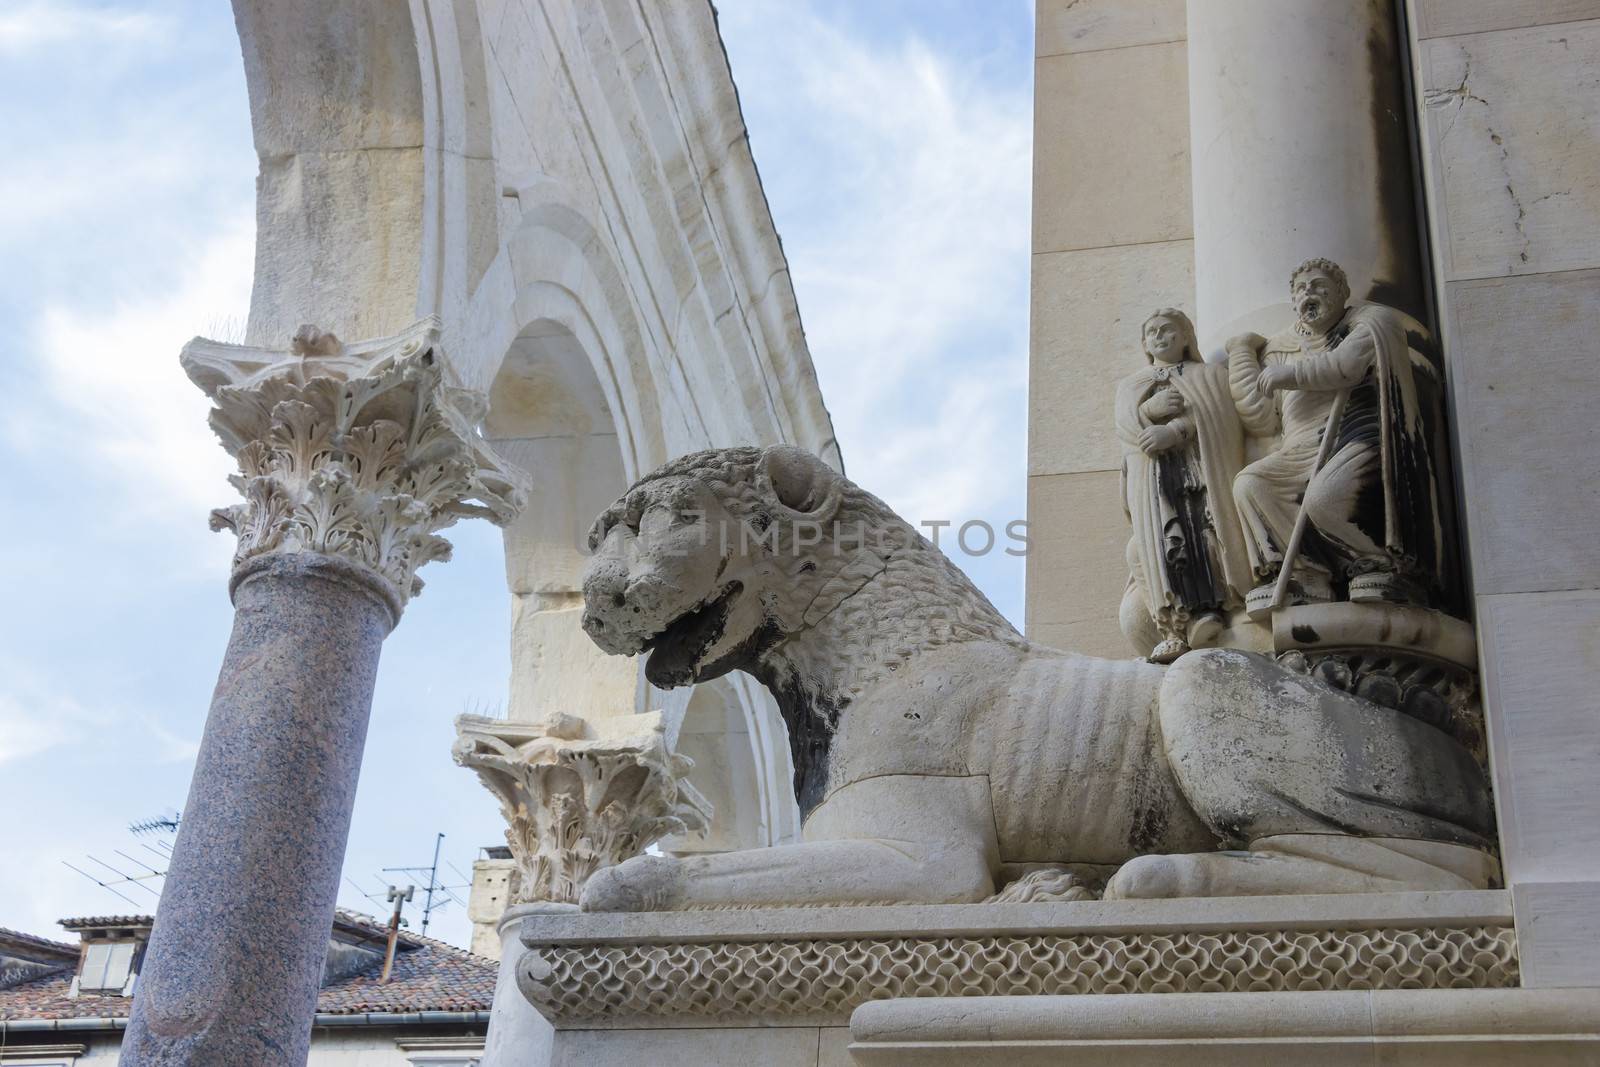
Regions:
[[579, 855, 688, 912]]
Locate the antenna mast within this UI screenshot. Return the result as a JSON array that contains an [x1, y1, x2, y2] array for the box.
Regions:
[[381, 832, 468, 938]]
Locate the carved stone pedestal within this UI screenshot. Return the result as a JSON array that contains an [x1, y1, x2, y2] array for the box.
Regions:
[[504, 892, 1563, 1066], [1273, 602, 1486, 762]]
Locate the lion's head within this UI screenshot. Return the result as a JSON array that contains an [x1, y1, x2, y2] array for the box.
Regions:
[[580, 446, 858, 688]]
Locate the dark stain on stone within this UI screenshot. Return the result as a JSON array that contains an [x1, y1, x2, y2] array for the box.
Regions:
[[767, 682, 844, 819], [1364, 8, 1428, 324], [1290, 624, 1321, 644]]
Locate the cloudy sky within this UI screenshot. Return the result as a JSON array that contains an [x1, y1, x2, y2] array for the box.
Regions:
[[0, 0, 1033, 947]]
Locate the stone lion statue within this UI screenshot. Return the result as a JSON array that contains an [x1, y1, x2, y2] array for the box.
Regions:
[[577, 446, 1495, 910]]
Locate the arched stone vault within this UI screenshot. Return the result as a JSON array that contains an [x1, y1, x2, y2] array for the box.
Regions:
[[229, 0, 836, 865]]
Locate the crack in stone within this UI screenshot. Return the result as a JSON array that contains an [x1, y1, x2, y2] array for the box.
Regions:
[[1486, 128, 1532, 264], [1423, 55, 1487, 143], [1426, 52, 1538, 266]]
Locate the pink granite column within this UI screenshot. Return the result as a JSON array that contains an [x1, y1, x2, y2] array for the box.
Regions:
[[121, 320, 523, 1066], [122, 555, 394, 1065]]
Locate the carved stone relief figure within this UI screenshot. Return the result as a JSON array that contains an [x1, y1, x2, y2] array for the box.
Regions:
[[567, 446, 1495, 912], [1115, 309, 1252, 663], [1226, 258, 1455, 618], [1216, 258, 1481, 777]]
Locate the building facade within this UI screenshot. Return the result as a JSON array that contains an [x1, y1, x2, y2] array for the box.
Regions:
[[0, 914, 492, 1065]]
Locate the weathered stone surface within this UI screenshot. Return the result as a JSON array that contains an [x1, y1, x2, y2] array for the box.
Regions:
[[1115, 308, 1252, 663], [1188, 0, 1427, 345], [1035, 0, 1185, 57], [1406, 0, 1600, 1000], [507, 600, 637, 723], [469, 853, 519, 959], [817, 1028, 854, 1067], [551, 1028, 825, 1067], [1023, 469, 1129, 660], [1446, 269, 1600, 595], [1143, 646, 1492, 844], [1477, 589, 1600, 886], [1416, 0, 1600, 41], [125, 319, 526, 1067], [1420, 21, 1600, 280], [1513, 881, 1600, 987], [1225, 261, 1461, 627], [1028, 0, 1195, 664], [480, 903, 561, 1067], [1028, 239, 1195, 476], [181, 316, 526, 609], [1032, 41, 1191, 255], [231, 0, 427, 346], [847, 988, 1600, 1065]]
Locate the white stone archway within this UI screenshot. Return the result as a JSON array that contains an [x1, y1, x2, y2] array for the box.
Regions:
[[226, 0, 837, 920]]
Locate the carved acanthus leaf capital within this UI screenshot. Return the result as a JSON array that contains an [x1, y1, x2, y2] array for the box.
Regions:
[[452, 712, 712, 905], [183, 316, 527, 609]]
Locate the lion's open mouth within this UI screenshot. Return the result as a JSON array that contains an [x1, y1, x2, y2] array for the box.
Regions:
[[642, 582, 742, 688]]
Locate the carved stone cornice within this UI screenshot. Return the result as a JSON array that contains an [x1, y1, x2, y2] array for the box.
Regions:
[[183, 317, 526, 611], [452, 712, 711, 905]]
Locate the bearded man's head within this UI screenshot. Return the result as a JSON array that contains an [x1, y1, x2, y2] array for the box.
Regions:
[[1290, 257, 1350, 334]]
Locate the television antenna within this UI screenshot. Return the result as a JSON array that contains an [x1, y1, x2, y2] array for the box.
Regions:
[[382, 833, 470, 937], [129, 811, 181, 837], [64, 813, 182, 907]]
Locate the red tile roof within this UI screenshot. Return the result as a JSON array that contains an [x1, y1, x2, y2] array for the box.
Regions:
[[0, 930, 494, 1023], [0, 927, 78, 963], [56, 916, 153, 931]]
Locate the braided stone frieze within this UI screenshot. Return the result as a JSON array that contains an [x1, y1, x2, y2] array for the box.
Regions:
[[519, 924, 1518, 1023]]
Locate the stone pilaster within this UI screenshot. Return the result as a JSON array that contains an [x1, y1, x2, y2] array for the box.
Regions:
[[122, 317, 525, 1067], [453, 713, 711, 906]]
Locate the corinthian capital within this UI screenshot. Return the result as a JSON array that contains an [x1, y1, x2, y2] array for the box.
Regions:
[[183, 316, 526, 610], [452, 712, 711, 905]]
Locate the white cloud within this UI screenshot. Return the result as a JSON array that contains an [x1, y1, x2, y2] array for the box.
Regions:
[[719, 3, 1033, 526], [0, 658, 100, 766], [0, 2, 170, 54], [17, 217, 254, 550], [0, 692, 76, 766], [0, 130, 198, 241]]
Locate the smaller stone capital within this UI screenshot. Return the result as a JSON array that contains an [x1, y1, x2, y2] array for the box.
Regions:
[[452, 712, 712, 905], [184, 316, 527, 610]]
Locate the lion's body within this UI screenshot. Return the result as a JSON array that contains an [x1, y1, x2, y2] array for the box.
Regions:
[[821, 639, 1215, 865], [577, 446, 1497, 910]]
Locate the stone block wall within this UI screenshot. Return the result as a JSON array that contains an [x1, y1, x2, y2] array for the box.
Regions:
[[1408, 0, 1600, 988], [1026, 0, 1193, 658]]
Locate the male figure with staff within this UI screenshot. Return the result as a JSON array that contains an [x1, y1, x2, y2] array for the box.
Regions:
[[1225, 258, 1452, 618]]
